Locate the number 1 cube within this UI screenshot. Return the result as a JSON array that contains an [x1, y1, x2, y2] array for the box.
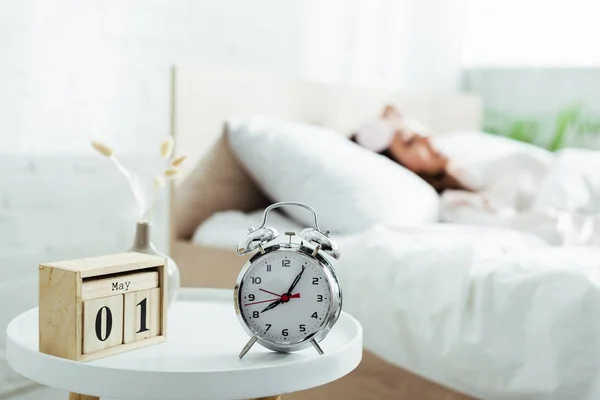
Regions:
[[124, 288, 160, 343]]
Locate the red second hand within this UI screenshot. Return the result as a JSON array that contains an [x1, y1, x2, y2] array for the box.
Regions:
[[244, 298, 279, 306], [259, 288, 281, 297], [245, 293, 301, 306]]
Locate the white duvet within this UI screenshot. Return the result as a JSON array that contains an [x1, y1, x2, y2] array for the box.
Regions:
[[437, 136, 600, 246], [338, 226, 600, 400]]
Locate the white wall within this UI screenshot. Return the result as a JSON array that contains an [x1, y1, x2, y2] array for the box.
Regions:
[[0, 0, 311, 155]]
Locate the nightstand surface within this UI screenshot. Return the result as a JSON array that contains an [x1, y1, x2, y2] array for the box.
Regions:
[[7, 288, 362, 400]]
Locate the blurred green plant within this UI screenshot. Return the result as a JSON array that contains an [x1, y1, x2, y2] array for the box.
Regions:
[[484, 110, 541, 146], [483, 103, 600, 151]]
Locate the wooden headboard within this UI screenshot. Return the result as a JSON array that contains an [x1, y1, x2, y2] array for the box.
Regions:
[[169, 65, 482, 254]]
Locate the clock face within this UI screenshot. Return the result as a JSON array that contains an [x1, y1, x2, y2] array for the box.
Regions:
[[238, 250, 332, 345]]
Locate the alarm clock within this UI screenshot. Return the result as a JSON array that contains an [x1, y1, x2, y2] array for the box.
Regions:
[[234, 201, 342, 358]]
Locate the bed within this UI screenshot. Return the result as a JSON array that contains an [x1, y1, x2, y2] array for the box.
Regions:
[[168, 66, 482, 399], [169, 66, 600, 400]]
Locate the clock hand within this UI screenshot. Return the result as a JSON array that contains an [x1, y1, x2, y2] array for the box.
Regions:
[[244, 298, 280, 306], [286, 266, 306, 294], [259, 288, 281, 297], [261, 299, 282, 313], [260, 292, 301, 312]]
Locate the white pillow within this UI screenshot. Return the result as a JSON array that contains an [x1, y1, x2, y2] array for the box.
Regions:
[[227, 116, 439, 233]]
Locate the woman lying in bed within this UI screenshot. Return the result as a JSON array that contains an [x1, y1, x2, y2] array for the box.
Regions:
[[352, 105, 600, 246]]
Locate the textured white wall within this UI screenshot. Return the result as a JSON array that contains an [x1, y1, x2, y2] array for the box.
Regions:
[[0, 0, 310, 155]]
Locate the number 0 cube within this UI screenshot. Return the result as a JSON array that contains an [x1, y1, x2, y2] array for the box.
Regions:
[[83, 295, 124, 354]]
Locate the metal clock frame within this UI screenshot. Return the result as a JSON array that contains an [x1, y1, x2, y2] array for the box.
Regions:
[[234, 242, 342, 356]]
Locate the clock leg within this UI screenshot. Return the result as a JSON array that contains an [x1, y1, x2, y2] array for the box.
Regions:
[[239, 335, 258, 359], [68, 393, 99, 400], [311, 338, 324, 355]]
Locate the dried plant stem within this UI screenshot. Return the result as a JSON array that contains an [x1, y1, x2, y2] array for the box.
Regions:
[[91, 137, 177, 223], [143, 175, 166, 222], [110, 156, 145, 213], [143, 193, 155, 223]]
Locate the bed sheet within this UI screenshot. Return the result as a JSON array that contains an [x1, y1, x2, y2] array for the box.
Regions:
[[339, 225, 600, 399]]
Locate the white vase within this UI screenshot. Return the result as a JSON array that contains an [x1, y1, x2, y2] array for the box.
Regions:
[[129, 221, 180, 308]]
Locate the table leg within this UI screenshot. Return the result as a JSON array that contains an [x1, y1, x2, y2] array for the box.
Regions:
[[68, 393, 99, 400]]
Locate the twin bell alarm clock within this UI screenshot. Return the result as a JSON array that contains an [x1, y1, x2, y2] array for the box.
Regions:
[[234, 201, 342, 358]]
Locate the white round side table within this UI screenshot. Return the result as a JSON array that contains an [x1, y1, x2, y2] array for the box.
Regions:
[[6, 288, 362, 400]]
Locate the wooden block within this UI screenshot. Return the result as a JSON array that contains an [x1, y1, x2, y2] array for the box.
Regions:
[[38, 266, 82, 360], [83, 295, 124, 354], [43, 251, 167, 278], [82, 271, 159, 300], [39, 252, 167, 361], [124, 288, 161, 343]]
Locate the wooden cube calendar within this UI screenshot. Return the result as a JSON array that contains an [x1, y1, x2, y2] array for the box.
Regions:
[[39, 252, 167, 361]]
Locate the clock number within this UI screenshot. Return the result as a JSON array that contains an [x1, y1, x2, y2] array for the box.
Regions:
[[94, 306, 113, 341], [253, 311, 259, 318], [248, 294, 255, 301], [265, 324, 272, 331], [282, 329, 289, 336], [312, 277, 319, 285], [317, 295, 323, 302], [251, 277, 262, 284], [299, 324, 306, 332], [282, 260, 290, 267], [136, 298, 149, 333], [311, 312, 318, 319], [267, 264, 271, 272]]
